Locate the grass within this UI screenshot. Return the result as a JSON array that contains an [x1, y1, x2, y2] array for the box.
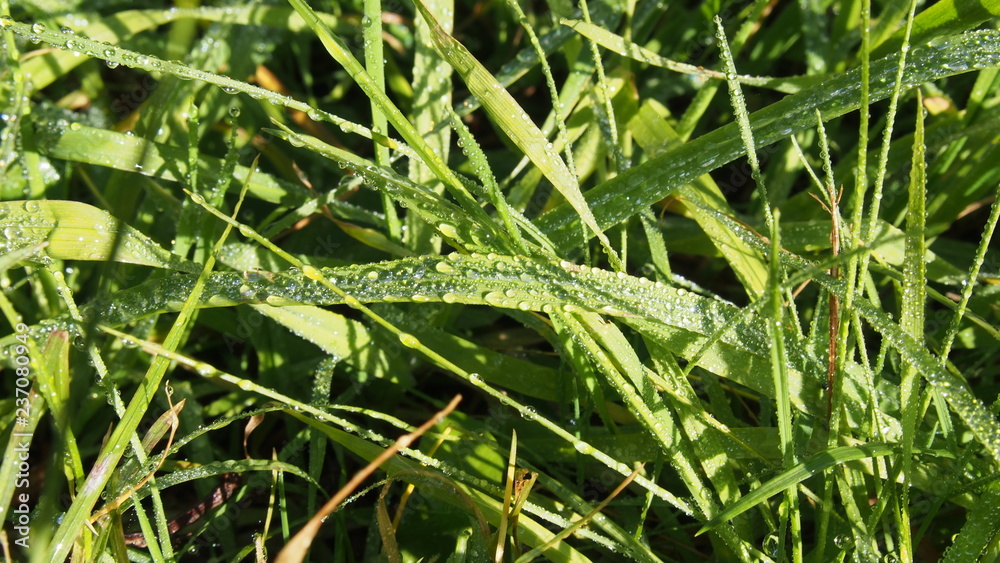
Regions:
[[1, 0, 999, 561]]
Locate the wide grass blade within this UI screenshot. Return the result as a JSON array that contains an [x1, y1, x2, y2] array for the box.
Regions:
[[0, 200, 199, 272]]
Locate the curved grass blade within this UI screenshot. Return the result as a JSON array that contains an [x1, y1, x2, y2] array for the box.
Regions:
[[701, 210, 1000, 466], [411, 0, 621, 268], [536, 30, 1000, 250], [283, 0, 505, 251], [19, 7, 354, 90], [562, 18, 816, 94], [78, 253, 827, 416], [33, 122, 304, 205], [2, 18, 395, 157], [874, 0, 1000, 56], [0, 200, 199, 272], [265, 122, 500, 253]]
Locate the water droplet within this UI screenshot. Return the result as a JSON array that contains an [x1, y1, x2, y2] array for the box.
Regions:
[[438, 223, 459, 239], [31, 22, 45, 34], [398, 333, 420, 348], [762, 533, 779, 556]]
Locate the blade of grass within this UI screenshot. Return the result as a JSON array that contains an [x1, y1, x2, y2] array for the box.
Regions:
[[364, 0, 402, 246], [766, 210, 800, 562], [562, 18, 815, 94], [896, 92, 928, 562], [0, 201, 200, 273], [411, 0, 621, 268], [535, 30, 1000, 249], [405, 0, 451, 253], [45, 157, 256, 562], [284, 0, 505, 251], [698, 443, 895, 534]]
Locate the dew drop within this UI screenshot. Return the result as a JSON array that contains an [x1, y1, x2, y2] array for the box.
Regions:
[[762, 533, 779, 556], [438, 223, 459, 239]]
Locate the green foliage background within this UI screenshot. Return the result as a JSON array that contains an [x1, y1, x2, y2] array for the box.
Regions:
[[1, 0, 999, 561]]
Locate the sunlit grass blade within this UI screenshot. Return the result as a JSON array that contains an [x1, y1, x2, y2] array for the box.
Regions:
[[405, 0, 452, 252], [563, 18, 814, 94], [896, 92, 929, 561], [0, 200, 199, 272], [411, 0, 621, 268], [34, 123, 304, 204]]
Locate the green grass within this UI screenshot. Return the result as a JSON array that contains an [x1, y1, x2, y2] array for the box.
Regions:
[[1, 0, 999, 561]]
